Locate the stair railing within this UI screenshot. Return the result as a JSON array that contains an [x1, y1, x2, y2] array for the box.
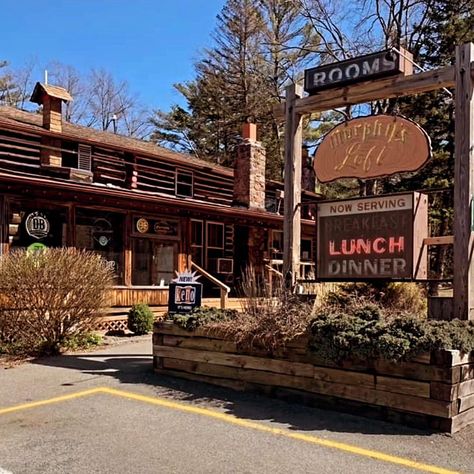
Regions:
[[190, 260, 230, 309]]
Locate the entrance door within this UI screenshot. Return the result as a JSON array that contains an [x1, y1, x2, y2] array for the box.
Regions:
[[132, 239, 177, 286], [152, 242, 177, 285]]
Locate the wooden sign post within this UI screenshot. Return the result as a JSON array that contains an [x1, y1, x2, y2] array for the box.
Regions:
[[283, 84, 303, 288], [279, 44, 474, 319], [453, 43, 474, 320]]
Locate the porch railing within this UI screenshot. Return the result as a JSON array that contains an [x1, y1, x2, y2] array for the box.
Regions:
[[190, 260, 230, 309]]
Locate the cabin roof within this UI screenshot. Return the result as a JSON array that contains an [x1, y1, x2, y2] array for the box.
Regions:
[[0, 105, 234, 177]]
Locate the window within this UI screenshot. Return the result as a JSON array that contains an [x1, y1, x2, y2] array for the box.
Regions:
[[75, 208, 124, 284], [8, 202, 67, 249], [270, 230, 283, 260], [301, 238, 313, 261], [191, 220, 203, 266], [176, 170, 193, 197], [206, 222, 225, 272]]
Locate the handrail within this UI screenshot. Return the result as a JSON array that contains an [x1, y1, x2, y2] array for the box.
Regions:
[[265, 264, 283, 278], [190, 260, 230, 309]]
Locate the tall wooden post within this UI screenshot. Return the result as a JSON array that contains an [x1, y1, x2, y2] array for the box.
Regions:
[[124, 212, 132, 286], [453, 43, 474, 320], [283, 84, 303, 288], [0, 195, 8, 256]]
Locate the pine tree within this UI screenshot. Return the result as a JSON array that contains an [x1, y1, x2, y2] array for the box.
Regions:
[[151, 0, 318, 178]]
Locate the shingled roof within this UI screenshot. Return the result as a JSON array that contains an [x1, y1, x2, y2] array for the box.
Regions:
[[0, 105, 233, 177]]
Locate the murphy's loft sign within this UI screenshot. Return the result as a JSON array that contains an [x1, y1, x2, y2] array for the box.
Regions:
[[316, 193, 427, 280], [304, 48, 412, 94], [313, 115, 431, 183]]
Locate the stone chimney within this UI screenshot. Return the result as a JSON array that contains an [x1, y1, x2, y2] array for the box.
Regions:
[[233, 123, 266, 210], [30, 82, 72, 167]]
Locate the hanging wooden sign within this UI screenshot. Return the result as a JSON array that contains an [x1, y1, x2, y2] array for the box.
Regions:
[[304, 49, 412, 94], [313, 115, 431, 183], [316, 193, 428, 281]]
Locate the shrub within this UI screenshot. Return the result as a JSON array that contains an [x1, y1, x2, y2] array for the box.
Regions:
[[0, 248, 113, 355], [210, 266, 312, 353], [172, 306, 237, 331], [320, 282, 427, 318], [63, 332, 103, 351], [128, 303, 154, 335], [309, 298, 474, 363]]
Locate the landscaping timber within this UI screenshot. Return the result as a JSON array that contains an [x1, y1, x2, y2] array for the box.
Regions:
[[153, 321, 474, 433]]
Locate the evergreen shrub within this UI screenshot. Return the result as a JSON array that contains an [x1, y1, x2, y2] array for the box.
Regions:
[[128, 303, 154, 335]]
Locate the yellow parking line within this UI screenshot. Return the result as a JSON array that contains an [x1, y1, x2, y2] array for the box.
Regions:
[[102, 387, 461, 474], [0, 387, 103, 416], [0, 386, 461, 474]]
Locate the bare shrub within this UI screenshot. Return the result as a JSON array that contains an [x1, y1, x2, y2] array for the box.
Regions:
[[0, 248, 113, 354], [318, 282, 427, 318], [210, 266, 311, 353], [381, 283, 427, 318]]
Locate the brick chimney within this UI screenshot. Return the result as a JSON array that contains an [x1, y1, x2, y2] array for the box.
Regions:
[[30, 82, 72, 167], [233, 123, 266, 210]]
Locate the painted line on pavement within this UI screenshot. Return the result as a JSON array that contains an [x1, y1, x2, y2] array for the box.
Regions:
[[0, 387, 103, 416], [0, 386, 462, 474], [101, 386, 461, 474]]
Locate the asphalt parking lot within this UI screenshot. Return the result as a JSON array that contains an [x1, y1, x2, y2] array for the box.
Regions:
[[1, 337, 473, 474]]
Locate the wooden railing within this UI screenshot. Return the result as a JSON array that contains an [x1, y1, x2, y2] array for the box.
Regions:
[[190, 261, 230, 309]]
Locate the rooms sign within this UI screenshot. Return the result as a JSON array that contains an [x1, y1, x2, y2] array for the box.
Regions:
[[316, 193, 428, 280], [304, 48, 412, 94]]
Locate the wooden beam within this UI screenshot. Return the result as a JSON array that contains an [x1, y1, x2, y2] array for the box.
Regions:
[[124, 212, 132, 286], [0, 195, 8, 256], [423, 236, 454, 246], [274, 65, 458, 120], [453, 44, 474, 320], [283, 84, 303, 288]]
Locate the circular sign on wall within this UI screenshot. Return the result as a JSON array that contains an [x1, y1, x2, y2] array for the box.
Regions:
[[136, 218, 149, 234], [27, 242, 47, 252], [25, 212, 50, 240]]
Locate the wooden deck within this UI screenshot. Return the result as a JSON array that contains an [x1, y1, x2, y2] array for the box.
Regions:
[[96, 297, 245, 332]]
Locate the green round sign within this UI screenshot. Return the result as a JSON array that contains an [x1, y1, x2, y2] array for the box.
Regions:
[[27, 242, 47, 252]]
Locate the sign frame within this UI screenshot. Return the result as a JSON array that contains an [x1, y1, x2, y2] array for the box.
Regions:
[[315, 192, 428, 282]]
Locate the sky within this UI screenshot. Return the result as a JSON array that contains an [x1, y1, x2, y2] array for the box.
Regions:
[[1, 0, 226, 112]]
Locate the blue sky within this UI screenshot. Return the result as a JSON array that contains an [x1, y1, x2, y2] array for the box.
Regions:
[[2, 0, 225, 112]]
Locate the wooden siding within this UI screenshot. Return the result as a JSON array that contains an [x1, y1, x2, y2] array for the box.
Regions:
[[0, 128, 41, 175]]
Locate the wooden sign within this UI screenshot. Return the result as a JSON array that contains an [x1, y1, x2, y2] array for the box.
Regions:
[[316, 193, 427, 280], [304, 49, 412, 94], [313, 115, 431, 183]]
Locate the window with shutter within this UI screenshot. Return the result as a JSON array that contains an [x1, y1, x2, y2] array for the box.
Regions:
[[78, 144, 92, 171]]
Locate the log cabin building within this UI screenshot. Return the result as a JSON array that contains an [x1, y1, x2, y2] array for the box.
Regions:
[[0, 83, 320, 318]]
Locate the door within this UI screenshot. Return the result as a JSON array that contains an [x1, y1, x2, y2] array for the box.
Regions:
[[132, 239, 177, 286], [152, 241, 177, 285]]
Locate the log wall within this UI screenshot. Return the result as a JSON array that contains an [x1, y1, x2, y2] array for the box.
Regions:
[[153, 321, 474, 433]]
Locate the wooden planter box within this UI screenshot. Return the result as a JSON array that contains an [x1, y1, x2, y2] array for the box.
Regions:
[[153, 321, 474, 433]]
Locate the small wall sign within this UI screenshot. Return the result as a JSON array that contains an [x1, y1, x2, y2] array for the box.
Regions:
[[168, 270, 202, 314], [27, 242, 46, 252], [25, 212, 50, 239], [313, 115, 431, 183], [136, 218, 149, 234], [316, 193, 428, 280], [304, 49, 412, 94]]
